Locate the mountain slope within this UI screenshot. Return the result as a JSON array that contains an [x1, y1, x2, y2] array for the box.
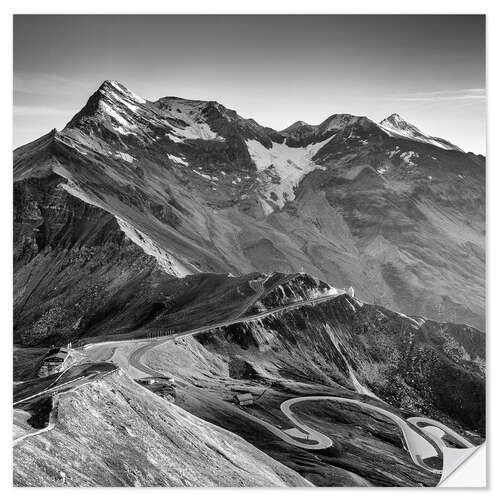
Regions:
[[14, 369, 311, 487], [14, 80, 485, 332], [119, 292, 484, 486], [379, 113, 462, 152]]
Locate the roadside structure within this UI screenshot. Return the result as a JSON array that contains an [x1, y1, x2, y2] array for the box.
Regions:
[[37, 346, 70, 377]]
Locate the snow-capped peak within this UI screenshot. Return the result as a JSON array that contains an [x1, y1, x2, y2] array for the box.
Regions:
[[380, 113, 423, 136], [379, 113, 462, 152], [99, 80, 147, 104]]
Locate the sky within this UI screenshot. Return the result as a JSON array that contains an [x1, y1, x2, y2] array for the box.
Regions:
[[14, 15, 485, 153]]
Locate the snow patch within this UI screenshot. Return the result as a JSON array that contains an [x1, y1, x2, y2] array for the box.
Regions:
[[246, 135, 332, 208], [260, 198, 274, 216], [400, 151, 419, 166], [109, 81, 146, 104], [396, 312, 423, 329], [100, 101, 138, 136], [115, 151, 134, 163], [168, 122, 223, 142], [192, 170, 213, 181], [166, 133, 183, 143], [167, 154, 188, 166], [387, 146, 400, 159], [108, 91, 140, 113], [306, 286, 342, 300], [160, 99, 225, 142], [379, 120, 460, 152], [100, 101, 136, 129]]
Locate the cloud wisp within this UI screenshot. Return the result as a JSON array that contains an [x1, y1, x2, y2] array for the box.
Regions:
[[14, 105, 74, 118], [388, 88, 485, 103]]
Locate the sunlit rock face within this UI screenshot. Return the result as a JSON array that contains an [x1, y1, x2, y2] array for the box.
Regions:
[[13, 369, 311, 487]]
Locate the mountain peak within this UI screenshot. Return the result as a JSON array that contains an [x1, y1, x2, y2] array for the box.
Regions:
[[64, 80, 151, 135], [379, 113, 462, 151], [318, 114, 372, 134], [97, 80, 147, 104], [280, 120, 312, 133], [380, 113, 421, 134], [384, 112, 405, 122]]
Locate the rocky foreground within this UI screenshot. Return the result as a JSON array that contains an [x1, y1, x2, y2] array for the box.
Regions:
[[14, 369, 310, 487]]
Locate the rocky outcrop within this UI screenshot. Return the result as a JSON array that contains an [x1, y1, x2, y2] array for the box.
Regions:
[[14, 370, 310, 487]]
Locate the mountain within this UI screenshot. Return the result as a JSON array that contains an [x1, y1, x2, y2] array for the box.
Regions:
[[14, 81, 485, 332], [379, 113, 463, 152], [12, 80, 485, 487]]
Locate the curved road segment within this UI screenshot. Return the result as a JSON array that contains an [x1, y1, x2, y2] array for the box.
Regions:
[[36, 290, 472, 480], [126, 335, 443, 473], [280, 396, 442, 474]]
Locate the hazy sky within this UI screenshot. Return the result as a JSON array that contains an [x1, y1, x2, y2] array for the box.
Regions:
[[14, 15, 485, 153]]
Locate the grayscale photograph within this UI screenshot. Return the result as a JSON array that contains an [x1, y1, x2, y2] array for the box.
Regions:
[[12, 14, 485, 487]]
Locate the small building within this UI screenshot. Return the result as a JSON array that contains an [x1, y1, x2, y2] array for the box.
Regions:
[[44, 356, 66, 364], [136, 377, 176, 401], [139, 376, 175, 386], [234, 393, 254, 406], [38, 348, 70, 378]]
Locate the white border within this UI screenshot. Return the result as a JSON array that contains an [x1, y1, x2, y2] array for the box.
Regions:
[[0, 0, 495, 14], [1, 1, 498, 497]]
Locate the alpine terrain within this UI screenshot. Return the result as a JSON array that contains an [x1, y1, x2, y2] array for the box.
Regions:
[[13, 81, 485, 487]]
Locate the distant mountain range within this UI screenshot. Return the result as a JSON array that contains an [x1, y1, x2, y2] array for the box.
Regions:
[[14, 80, 485, 337]]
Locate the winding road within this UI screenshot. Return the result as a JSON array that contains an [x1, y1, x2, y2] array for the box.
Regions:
[[407, 416, 474, 449], [26, 288, 474, 480], [125, 338, 444, 473], [121, 323, 445, 473], [81, 289, 343, 349], [13, 366, 118, 446], [280, 396, 442, 474]]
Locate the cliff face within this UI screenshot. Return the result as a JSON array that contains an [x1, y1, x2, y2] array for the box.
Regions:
[[13, 370, 310, 487], [13, 173, 163, 346]]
